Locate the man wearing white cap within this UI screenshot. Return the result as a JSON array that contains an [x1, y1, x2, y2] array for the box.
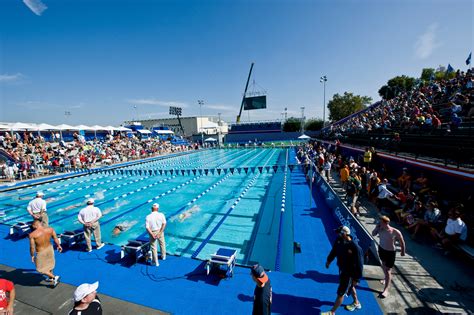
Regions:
[[78, 198, 104, 252], [69, 281, 102, 314], [322, 226, 364, 315], [27, 191, 48, 227], [145, 203, 167, 266]]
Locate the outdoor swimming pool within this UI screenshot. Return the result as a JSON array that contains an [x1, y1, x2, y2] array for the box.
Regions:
[[0, 148, 292, 269]]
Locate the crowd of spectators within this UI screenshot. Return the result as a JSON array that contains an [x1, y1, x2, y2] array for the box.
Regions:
[[0, 131, 196, 181], [297, 140, 472, 257], [326, 69, 473, 137]]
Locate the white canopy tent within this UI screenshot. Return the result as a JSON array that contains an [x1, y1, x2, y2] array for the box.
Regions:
[[74, 125, 96, 131], [117, 126, 132, 132], [55, 124, 78, 130], [36, 123, 59, 131], [137, 129, 152, 134], [0, 123, 11, 130], [153, 130, 174, 134], [10, 122, 37, 131]]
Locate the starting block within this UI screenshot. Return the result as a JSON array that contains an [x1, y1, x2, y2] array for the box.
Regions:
[[120, 239, 151, 264], [205, 248, 237, 278], [9, 222, 33, 238], [59, 229, 85, 248]]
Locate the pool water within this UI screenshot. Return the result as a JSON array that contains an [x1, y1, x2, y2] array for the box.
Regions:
[[0, 148, 291, 268]]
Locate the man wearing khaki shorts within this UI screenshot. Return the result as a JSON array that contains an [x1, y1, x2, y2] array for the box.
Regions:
[[145, 203, 167, 266], [78, 198, 105, 252], [27, 191, 49, 227]]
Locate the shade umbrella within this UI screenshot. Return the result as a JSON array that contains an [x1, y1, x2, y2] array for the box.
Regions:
[[204, 137, 217, 142], [298, 134, 311, 140]]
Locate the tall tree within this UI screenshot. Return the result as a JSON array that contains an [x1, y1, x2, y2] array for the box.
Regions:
[[283, 117, 302, 132], [327, 92, 372, 122], [305, 119, 324, 131], [378, 75, 416, 100]]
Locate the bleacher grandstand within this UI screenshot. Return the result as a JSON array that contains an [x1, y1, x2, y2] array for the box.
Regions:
[[321, 69, 474, 167]]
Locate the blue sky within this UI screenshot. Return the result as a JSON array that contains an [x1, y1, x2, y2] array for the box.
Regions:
[[0, 0, 472, 125]]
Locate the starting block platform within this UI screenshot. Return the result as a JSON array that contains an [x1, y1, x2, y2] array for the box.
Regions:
[[121, 239, 151, 264], [205, 248, 237, 278], [59, 229, 85, 248], [9, 222, 33, 238]]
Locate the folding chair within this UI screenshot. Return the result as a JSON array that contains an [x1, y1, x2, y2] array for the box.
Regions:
[[9, 222, 33, 238], [205, 248, 237, 278], [120, 239, 151, 264], [59, 229, 85, 248]]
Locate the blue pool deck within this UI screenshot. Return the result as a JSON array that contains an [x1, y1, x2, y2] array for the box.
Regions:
[[0, 157, 382, 314]]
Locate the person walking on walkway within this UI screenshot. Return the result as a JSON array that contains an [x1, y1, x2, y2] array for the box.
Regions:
[[78, 198, 105, 252], [29, 219, 62, 287], [145, 203, 167, 266], [372, 215, 406, 298], [27, 191, 49, 226], [321, 226, 364, 315], [250, 264, 272, 315]]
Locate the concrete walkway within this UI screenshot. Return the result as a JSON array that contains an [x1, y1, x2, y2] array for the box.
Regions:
[[0, 264, 167, 315], [326, 172, 474, 314]]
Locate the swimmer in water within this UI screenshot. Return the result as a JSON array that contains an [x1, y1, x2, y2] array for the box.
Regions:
[[177, 205, 200, 223], [112, 221, 137, 236], [64, 204, 80, 211]]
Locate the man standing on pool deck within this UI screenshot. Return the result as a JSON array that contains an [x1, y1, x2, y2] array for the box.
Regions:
[[372, 215, 406, 298], [27, 191, 48, 227], [145, 203, 167, 266], [29, 219, 62, 287], [78, 198, 105, 252], [321, 226, 364, 315]]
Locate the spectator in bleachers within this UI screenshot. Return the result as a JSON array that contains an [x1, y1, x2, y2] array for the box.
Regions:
[[432, 207, 468, 254], [409, 201, 441, 240], [397, 168, 411, 191]]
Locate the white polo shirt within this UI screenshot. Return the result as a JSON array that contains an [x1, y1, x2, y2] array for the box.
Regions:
[[445, 218, 467, 241], [27, 198, 47, 214], [78, 205, 102, 224], [146, 211, 166, 231]]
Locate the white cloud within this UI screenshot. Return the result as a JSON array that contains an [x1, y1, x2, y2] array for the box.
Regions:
[[205, 104, 236, 112], [414, 23, 441, 59], [0, 73, 24, 83], [23, 0, 47, 16], [128, 98, 189, 108]]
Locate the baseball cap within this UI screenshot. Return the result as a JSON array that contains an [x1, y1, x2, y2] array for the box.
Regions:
[[86, 198, 95, 204], [152, 203, 159, 208], [36, 191, 44, 197], [335, 225, 351, 235], [251, 264, 268, 285], [74, 281, 99, 302]]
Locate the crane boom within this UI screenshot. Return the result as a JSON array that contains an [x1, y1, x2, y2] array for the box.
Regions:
[[236, 62, 254, 123]]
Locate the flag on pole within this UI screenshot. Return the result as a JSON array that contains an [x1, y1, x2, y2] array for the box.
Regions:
[[467, 52, 472, 66], [446, 64, 454, 73]]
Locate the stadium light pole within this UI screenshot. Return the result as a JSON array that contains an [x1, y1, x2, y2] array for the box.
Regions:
[[320, 75, 327, 127], [198, 100, 204, 145], [217, 112, 221, 145]]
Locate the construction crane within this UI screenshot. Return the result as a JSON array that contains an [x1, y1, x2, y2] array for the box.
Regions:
[[236, 62, 254, 123]]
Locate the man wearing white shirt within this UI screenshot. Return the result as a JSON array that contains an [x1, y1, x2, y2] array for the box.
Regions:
[[78, 198, 104, 252], [433, 208, 467, 253], [145, 203, 167, 266], [27, 191, 49, 227]]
